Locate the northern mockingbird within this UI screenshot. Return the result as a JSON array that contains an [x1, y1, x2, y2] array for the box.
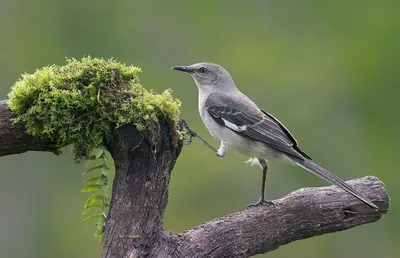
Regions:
[[172, 62, 378, 210]]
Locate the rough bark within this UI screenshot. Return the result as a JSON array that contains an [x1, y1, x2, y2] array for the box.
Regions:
[[0, 99, 390, 258], [176, 176, 388, 258], [0, 100, 57, 156], [102, 122, 182, 258]]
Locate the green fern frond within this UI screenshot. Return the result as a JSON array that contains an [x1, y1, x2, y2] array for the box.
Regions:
[[82, 144, 110, 241]]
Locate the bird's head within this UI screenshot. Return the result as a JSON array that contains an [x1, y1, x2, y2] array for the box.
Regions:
[[172, 62, 236, 92]]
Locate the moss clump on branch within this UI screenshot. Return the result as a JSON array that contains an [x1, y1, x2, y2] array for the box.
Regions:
[[7, 57, 181, 161]]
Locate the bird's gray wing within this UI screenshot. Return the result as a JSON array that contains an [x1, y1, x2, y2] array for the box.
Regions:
[[205, 93, 311, 160]]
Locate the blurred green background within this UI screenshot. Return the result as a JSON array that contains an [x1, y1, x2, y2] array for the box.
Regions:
[[0, 1, 398, 257]]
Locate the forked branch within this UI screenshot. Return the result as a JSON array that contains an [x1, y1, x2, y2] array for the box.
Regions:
[[0, 99, 389, 258]]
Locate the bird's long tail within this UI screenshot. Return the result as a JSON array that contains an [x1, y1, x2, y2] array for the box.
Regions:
[[290, 157, 378, 210]]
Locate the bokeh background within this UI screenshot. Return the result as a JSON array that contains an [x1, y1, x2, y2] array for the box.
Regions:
[[0, 1, 398, 257]]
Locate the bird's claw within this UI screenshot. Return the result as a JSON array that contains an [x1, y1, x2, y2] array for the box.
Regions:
[[247, 198, 275, 209], [179, 117, 219, 153], [184, 131, 193, 145], [179, 118, 193, 145]]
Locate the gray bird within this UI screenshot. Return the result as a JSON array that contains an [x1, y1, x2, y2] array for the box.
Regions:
[[172, 62, 378, 210]]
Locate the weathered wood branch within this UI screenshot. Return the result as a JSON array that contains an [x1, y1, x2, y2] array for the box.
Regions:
[[0, 98, 389, 258], [176, 176, 388, 257], [99, 120, 388, 258], [0, 100, 57, 156], [102, 122, 183, 258]]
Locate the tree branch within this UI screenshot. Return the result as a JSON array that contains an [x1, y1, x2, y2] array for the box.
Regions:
[[0, 97, 389, 258], [98, 116, 388, 258], [177, 176, 388, 258], [0, 100, 57, 156], [102, 122, 183, 258]]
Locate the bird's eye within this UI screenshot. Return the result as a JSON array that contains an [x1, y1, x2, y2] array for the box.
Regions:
[[199, 67, 208, 73]]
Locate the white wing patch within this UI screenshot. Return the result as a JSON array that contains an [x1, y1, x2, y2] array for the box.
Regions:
[[222, 118, 247, 132]]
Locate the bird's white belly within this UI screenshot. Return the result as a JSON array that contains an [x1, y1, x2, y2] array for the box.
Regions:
[[201, 112, 224, 140]]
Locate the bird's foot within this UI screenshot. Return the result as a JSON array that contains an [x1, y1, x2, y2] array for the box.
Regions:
[[179, 119, 192, 145], [179, 117, 219, 153], [184, 131, 193, 145], [247, 198, 275, 209]]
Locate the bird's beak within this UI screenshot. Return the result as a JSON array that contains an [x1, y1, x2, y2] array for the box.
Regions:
[[172, 66, 191, 73]]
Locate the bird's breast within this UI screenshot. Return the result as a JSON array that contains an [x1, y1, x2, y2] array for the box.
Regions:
[[200, 110, 224, 140]]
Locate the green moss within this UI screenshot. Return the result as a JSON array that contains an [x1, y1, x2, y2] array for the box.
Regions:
[[7, 57, 181, 161]]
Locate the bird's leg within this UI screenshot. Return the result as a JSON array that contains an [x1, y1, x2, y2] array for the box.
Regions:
[[248, 159, 275, 209], [179, 118, 218, 154], [216, 142, 226, 157]]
